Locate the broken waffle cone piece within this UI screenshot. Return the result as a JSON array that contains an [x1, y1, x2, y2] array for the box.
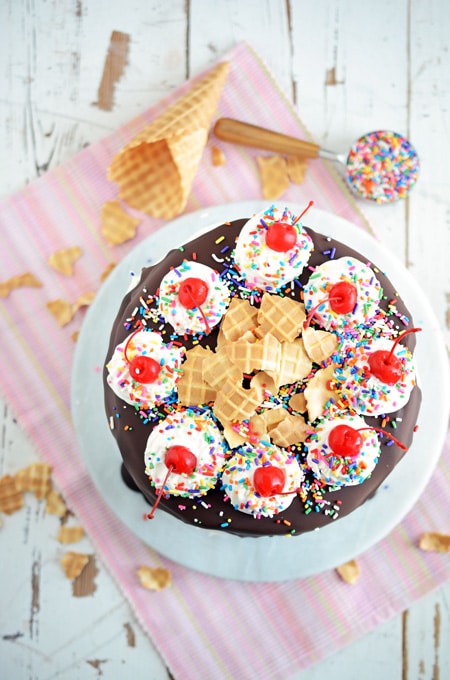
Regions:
[[213, 377, 262, 425], [302, 326, 339, 364], [57, 525, 85, 544], [419, 532, 450, 553], [289, 391, 307, 414], [15, 462, 52, 500], [211, 144, 226, 166], [46, 298, 74, 327], [256, 293, 306, 343], [73, 291, 96, 312], [101, 200, 140, 245], [220, 297, 258, 342], [249, 371, 277, 398], [137, 565, 172, 591], [202, 347, 241, 388], [0, 272, 42, 298], [260, 406, 287, 430], [304, 365, 335, 421], [336, 559, 360, 584], [266, 338, 312, 388], [177, 345, 216, 406], [108, 62, 229, 219], [100, 262, 116, 282], [257, 155, 289, 200], [224, 332, 281, 374], [61, 551, 90, 580], [48, 246, 82, 276], [286, 155, 307, 184], [46, 489, 67, 517], [0, 475, 24, 515], [269, 412, 308, 447]]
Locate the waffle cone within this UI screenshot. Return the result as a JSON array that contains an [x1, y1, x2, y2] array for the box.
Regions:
[[108, 62, 229, 219]]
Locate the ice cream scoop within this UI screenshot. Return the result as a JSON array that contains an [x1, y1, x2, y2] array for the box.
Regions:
[[214, 118, 420, 203]]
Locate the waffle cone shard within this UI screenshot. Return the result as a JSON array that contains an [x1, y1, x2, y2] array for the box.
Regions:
[[108, 62, 229, 219]]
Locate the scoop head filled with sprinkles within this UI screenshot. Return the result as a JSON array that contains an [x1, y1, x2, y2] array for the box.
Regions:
[[214, 118, 420, 203], [346, 130, 420, 203]]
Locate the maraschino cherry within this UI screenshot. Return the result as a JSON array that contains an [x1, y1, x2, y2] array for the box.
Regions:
[[178, 277, 209, 309], [164, 445, 197, 474], [303, 280, 358, 328], [265, 200, 314, 253], [124, 327, 161, 384], [328, 423, 363, 458], [327, 423, 407, 459], [253, 465, 286, 497], [177, 277, 211, 334], [147, 445, 197, 520], [266, 222, 297, 252], [368, 327, 421, 385]]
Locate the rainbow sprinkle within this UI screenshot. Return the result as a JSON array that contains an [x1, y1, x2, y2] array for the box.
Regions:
[[346, 130, 420, 203]]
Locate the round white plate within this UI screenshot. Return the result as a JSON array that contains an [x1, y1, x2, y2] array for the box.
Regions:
[[71, 201, 449, 582]]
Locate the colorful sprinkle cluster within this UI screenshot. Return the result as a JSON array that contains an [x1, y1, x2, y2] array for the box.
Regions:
[[346, 130, 420, 203]]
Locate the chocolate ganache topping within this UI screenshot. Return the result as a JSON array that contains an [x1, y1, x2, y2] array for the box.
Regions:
[[103, 206, 421, 537]]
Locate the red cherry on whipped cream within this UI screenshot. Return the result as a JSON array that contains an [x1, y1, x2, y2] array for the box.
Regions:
[[328, 424, 363, 458], [368, 327, 422, 385], [123, 326, 161, 384], [253, 465, 286, 497], [304, 280, 358, 328], [327, 423, 408, 458], [164, 445, 197, 474], [328, 281, 358, 314], [128, 355, 160, 383], [147, 445, 197, 520], [178, 277, 209, 309], [265, 222, 297, 252]]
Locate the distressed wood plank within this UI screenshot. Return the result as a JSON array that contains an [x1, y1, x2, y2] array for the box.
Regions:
[[0, 1, 449, 679]]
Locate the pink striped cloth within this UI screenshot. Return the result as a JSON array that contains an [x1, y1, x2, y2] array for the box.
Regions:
[[0, 42, 448, 679]]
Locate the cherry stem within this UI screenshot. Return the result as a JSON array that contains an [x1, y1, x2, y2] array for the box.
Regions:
[[183, 284, 211, 334], [146, 465, 173, 520], [387, 327, 422, 362], [357, 427, 407, 451], [123, 321, 144, 364], [293, 200, 314, 224], [303, 294, 341, 329]]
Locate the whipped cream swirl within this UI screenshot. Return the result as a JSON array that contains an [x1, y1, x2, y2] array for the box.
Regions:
[[305, 414, 380, 487], [144, 409, 228, 498], [233, 206, 314, 292], [221, 441, 304, 518], [106, 330, 184, 408], [158, 261, 230, 335]]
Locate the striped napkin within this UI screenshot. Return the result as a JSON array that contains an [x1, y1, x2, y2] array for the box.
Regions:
[[0, 42, 448, 680]]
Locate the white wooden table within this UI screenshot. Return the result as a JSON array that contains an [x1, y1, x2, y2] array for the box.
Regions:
[[1, 2, 449, 678]]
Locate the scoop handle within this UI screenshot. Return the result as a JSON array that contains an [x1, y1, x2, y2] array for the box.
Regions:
[[214, 118, 320, 158]]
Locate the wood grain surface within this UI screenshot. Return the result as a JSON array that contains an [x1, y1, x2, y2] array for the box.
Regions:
[[0, 1, 449, 678]]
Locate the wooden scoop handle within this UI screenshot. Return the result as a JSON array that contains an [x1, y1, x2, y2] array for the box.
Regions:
[[214, 118, 320, 159]]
